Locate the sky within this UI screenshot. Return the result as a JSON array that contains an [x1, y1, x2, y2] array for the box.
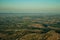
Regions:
[[0, 0, 60, 13]]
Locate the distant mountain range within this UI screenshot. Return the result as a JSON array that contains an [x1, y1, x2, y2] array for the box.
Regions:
[[0, 13, 60, 16]]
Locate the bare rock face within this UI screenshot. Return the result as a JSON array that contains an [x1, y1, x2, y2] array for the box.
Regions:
[[45, 30, 60, 40], [18, 30, 60, 40], [19, 33, 44, 40], [0, 30, 60, 40]]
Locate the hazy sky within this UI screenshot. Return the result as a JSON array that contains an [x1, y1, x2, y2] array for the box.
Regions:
[[0, 0, 60, 13]]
